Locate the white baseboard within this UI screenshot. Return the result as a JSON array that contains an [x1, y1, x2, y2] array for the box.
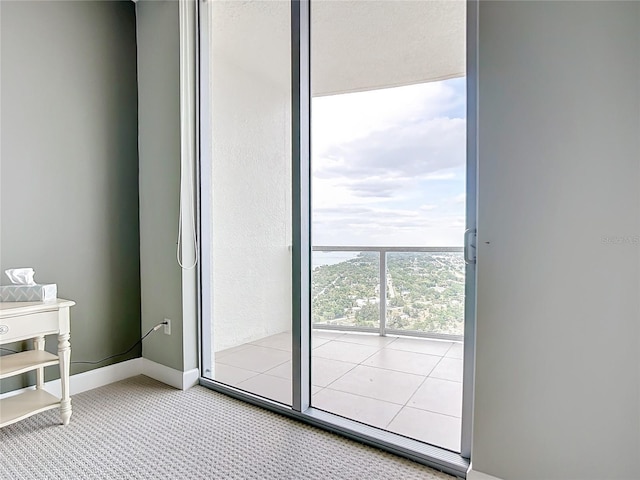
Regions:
[[467, 465, 504, 480], [64, 358, 144, 397], [0, 357, 199, 399], [140, 358, 199, 390]]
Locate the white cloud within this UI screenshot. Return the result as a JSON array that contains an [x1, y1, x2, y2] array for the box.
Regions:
[[453, 193, 466, 204], [312, 202, 465, 246], [425, 172, 457, 181], [312, 211, 466, 246], [314, 117, 465, 181], [312, 80, 463, 156], [312, 114, 465, 207], [311, 79, 466, 246]]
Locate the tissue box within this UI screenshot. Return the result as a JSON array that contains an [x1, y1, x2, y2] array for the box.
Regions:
[[0, 284, 57, 302]]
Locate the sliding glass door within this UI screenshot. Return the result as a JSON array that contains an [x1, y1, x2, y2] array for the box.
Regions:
[[200, 0, 476, 474]]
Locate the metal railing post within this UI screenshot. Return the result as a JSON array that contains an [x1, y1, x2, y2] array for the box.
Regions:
[[379, 249, 386, 336]]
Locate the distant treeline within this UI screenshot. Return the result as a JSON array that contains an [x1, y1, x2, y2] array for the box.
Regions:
[[311, 252, 464, 335]]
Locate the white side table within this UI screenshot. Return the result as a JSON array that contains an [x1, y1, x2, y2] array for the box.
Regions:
[[0, 299, 75, 427]]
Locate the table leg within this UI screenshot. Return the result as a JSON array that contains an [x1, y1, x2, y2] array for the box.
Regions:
[[33, 335, 45, 389], [58, 332, 72, 425]]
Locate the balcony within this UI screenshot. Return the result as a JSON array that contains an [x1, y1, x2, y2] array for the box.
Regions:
[[211, 247, 465, 452]]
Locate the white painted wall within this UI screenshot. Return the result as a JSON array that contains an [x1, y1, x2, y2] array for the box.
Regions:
[[473, 2, 640, 479], [208, 1, 292, 352]]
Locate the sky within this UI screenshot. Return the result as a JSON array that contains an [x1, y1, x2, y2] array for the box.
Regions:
[[311, 77, 467, 247]]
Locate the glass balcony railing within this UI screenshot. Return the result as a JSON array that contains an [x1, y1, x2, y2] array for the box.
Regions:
[[312, 247, 465, 341]]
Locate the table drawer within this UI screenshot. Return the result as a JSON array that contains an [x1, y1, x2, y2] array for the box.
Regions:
[[0, 311, 59, 343]]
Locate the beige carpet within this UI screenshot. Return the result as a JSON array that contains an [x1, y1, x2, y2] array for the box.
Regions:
[[0, 375, 456, 479]]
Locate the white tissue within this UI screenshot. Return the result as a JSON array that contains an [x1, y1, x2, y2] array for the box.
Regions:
[[5, 268, 37, 286]]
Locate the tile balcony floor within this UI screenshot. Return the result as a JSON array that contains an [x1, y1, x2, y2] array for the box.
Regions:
[[213, 330, 463, 452]]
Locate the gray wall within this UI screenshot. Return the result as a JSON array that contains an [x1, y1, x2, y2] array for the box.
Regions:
[[136, 0, 185, 371], [473, 2, 640, 479], [0, 1, 140, 392]]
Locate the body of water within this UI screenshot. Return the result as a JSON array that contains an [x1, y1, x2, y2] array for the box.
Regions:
[[312, 251, 360, 269]]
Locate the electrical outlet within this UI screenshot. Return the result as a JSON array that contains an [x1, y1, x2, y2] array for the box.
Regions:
[[163, 318, 171, 335]]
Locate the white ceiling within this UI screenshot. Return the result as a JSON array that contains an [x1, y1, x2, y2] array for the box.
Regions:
[[208, 0, 466, 96], [312, 0, 466, 96]]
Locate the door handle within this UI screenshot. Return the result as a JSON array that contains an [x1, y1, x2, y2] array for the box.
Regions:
[[464, 229, 477, 265]]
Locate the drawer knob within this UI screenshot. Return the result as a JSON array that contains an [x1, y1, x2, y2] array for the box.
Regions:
[[0, 325, 9, 335]]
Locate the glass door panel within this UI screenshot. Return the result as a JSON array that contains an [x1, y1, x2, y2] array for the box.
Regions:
[[203, 0, 292, 406], [309, 0, 467, 451]]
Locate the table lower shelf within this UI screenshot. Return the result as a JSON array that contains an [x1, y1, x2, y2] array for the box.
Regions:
[[0, 388, 60, 428], [0, 350, 59, 378]]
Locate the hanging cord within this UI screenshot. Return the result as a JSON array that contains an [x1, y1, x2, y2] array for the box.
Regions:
[[177, 1, 198, 270]]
